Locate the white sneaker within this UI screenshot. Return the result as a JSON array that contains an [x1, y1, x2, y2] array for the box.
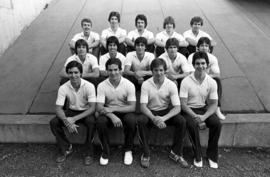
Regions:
[[124, 151, 133, 165], [193, 158, 203, 168], [216, 107, 226, 120], [208, 159, 218, 169], [100, 156, 109, 166]]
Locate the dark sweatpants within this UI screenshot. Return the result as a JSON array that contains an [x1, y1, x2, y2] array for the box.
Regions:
[[137, 109, 186, 157]]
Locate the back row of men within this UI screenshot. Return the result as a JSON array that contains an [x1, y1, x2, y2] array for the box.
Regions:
[[50, 52, 223, 169], [69, 11, 217, 58]]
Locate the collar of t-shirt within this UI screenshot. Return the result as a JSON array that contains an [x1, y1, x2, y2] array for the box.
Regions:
[[190, 73, 209, 85], [67, 78, 86, 91], [107, 76, 124, 89]]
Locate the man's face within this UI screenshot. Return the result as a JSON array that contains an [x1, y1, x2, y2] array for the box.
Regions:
[[191, 22, 202, 32], [136, 19, 145, 31], [152, 65, 165, 80], [194, 58, 207, 73], [76, 45, 87, 56], [165, 23, 174, 32], [198, 43, 210, 53], [135, 42, 146, 56], [82, 22, 91, 35], [107, 64, 121, 80], [110, 16, 119, 27], [167, 45, 178, 59], [68, 67, 81, 84], [108, 42, 118, 55]]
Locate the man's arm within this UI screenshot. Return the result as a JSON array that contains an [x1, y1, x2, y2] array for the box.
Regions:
[[82, 68, 100, 78], [161, 105, 181, 122], [185, 37, 197, 46], [88, 39, 100, 49], [140, 103, 164, 127], [125, 37, 134, 47], [180, 97, 198, 118], [198, 99, 218, 121], [104, 101, 136, 114], [155, 37, 165, 47], [68, 102, 96, 122]]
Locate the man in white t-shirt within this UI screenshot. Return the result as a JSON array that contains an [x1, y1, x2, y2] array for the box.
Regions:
[[159, 38, 191, 87], [183, 16, 216, 54], [155, 16, 189, 57], [125, 14, 155, 53], [99, 36, 126, 78], [100, 11, 127, 56], [180, 51, 222, 169], [69, 18, 100, 58], [96, 58, 136, 166], [60, 39, 99, 87], [50, 61, 96, 165], [124, 37, 155, 90], [188, 37, 225, 120], [137, 58, 188, 168]]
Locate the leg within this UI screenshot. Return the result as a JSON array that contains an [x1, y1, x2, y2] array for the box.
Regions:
[[205, 114, 222, 162], [100, 45, 108, 56], [91, 45, 100, 59], [178, 47, 189, 58], [187, 45, 196, 54], [146, 44, 155, 54], [126, 45, 135, 53], [96, 115, 111, 158], [213, 77, 222, 107], [166, 114, 186, 156], [155, 46, 165, 57], [118, 43, 127, 56], [137, 114, 151, 157], [120, 113, 137, 152]]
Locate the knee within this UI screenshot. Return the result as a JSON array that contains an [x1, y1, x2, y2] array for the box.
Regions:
[[137, 114, 149, 125], [123, 113, 137, 127], [49, 117, 60, 128], [174, 115, 186, 127], [96, 115, 108, 127], [84, 115, 96, 125]]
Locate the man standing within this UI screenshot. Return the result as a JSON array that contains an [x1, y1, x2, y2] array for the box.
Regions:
[[137, 58, 188, 168], [180, 51, 222, 168], [50, 61, 96, 165], [96, 58, 136, 166]]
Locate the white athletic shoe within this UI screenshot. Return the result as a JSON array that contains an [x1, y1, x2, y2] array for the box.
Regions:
[[208, 159, 218, 169], [193, 158, 203, 168], [216, 107, 226, 120], [124, 151, 133, 165], [100, 156, 109, 166]]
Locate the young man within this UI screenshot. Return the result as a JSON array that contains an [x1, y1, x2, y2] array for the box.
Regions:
[[96, 58, 136, 166], [188, 37, 225, 120], [125, 14, 155, 53], [137, 58, 188, 168], [60, 39, 99, 86], [155, 16, 189, 57], [183, 16, 216, 54], [99, 36, 126, 77], [124, 37, 155, 90], [50, 61, 96, 165], [69, 18, 100, 58], [100, 11, 127, 56], [159, 38, 191, 87], [180, 51, 222, 169]]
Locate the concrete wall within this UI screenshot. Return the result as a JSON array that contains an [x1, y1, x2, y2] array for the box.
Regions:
[[0, 0, 52, 57]]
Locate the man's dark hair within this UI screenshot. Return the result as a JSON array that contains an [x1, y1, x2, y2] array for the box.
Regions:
[[135, 14, 147, 27], [165, 38, 179, 49], [106, 36, 119, 49], [192, 51, 209, 66], [81, 18, 92, 27], [135, 37, 147, 47], [66, 60, 83, 74], [108, 11, 121, 22], [105, 58, 122, 71], [150, 58, 167, 71], [190, 16, 203, 26], [163, 16, 175, 29], [197, 37, 211, 48], [75, 39, 89, 55]]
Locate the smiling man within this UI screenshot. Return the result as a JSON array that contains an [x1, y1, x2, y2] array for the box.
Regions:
[[50, 61, 96, 165], [180, 51, 222, 169], [96, 58, 136, 166], [69, 18, 100, 58]]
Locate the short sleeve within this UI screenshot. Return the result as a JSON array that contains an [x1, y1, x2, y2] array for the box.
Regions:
[[209, 79, 218, 100], [92, 32, 100, 41], [180, 55, 192, 73], [90, 55, 99, 69], [140, 82, 149, 104], [85, 83, 96, 103], [99, 55, 107, 71], [179, 79, 189, 98], [125, 53, 133, 66], [209, 55, 220, 74], [96, 84, 106, 103], [127, 31, 135, 40], [170, 82, 180, 106], [56, 86, 66, 106], [101, 29, 108, 39], [127, 82, 136, 102]]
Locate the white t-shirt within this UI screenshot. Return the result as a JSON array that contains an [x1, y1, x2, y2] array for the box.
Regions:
[[99, 52, 126, 71], [125, 51, 155, 71], [127, 29, 154, 42], [101, 27, 127, 41], [64, 54, 99, 74], [56, 79, 96, 110], [70, 32, 100, 52], [156, 31, 186, 45], [180, 73, 218, 108], [187, 52, 220, 74], [183, 29, 212, 44], [140, 77, 180, 111], [159, 52, 191, 74], [97, 77, 136, 108]]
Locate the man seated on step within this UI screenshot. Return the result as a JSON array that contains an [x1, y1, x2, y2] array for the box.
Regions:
[[96, 58, 137, 166], [69, 18, 100, 58], [183, 16, 216, 54], [100, 11, 127, 56], [50, 61, 96, 165], [124, 37, 155, 90], [137, 58, 188, 168], [180, 51, 222, 169], [99, 36, 126, 78], [159, 38, 191, 87], [125, 14, 155, 53], [187, 37, 225, 120], [59, 39, 99, 87]]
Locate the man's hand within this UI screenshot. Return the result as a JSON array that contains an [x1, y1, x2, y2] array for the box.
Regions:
[[135, 71, 146, 78], [111, 116, 123, 127], [66, 123, 79, 134], [66, 117, 76, 125], [152, 116, 165, 128], [157, 121, 166, 129], [166, 73, 177, 81], [100, 107, 114, 115]]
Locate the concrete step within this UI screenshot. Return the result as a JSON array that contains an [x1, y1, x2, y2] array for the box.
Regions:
[[0, 114, 269, 147]]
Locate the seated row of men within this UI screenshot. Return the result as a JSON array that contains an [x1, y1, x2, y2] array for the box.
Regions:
[[60, 35, 225, 119], [69, 12, 216, 58], [50, 52, 222, 169]]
